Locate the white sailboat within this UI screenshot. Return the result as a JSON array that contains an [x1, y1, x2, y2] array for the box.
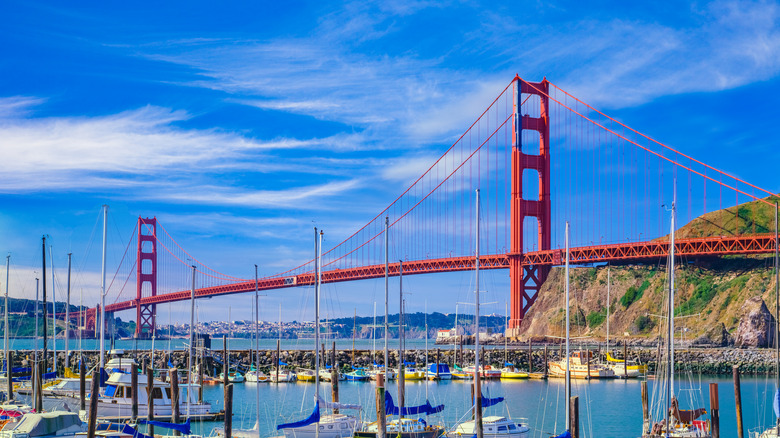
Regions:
[[751, 203, 780, 438], [245, 266, 269, 384], [642, 191, 711, 437], [447, 189, 530, 438], [276, 228, 361, 438]]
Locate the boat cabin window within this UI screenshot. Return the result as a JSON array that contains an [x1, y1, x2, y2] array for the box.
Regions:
[[508, 424, 517, 430], [498, 426, 508, 432], [151, 387, 163, 399], [104, 385, 117, 397]]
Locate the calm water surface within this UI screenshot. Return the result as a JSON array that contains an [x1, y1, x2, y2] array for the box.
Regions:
[[179, 374, 778, 438]]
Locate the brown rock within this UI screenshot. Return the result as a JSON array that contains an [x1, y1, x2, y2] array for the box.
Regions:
[[733, 297, 775, 348]]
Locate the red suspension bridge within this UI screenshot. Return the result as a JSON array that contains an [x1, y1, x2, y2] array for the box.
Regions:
[[79, 76, 778, 339]]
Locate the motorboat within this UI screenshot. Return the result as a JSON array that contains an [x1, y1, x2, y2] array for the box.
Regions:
[[296, 369, 317, 383], [343, 369, 369, 381], [450, 365, 473, 380], [270, 369, 297, 382], [426, 364, 452, 380], [499, 366, 529, 380], [0, 412, 87, 437], [447, 416, 530, 438], [547, 351, 615, 379], [67, 371, 213, 419], [463, 365, 501, 379], [245, 369, 270, 383], [605, 352, 647, 378], [218, 371, 245, 383], [399, 367, 426, 381], [356, 418, 444, 438]]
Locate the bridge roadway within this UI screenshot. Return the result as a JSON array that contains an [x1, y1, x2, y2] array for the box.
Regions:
[[99, 233, 777, 314]]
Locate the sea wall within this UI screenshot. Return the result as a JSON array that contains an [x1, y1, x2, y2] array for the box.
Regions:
[[4, 345, 778, 376]]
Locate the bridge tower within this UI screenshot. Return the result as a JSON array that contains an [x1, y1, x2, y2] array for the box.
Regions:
[[135, 217, 157, 339], [507, 77, 552, 337]]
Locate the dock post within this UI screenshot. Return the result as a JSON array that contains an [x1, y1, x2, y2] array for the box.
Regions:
[[569, 396, 579, 438], [623, 343, 628, 378], [332, 359, 340, 414], [80, 358, 86, 411], [733, 366, 743, 438], [131, 365, 138, 421], [543, 345, 548, 378], [436, 348, 440, 379], [198, 349, 204, 403], [170, 369, 180, 435], [6, 351, 12, 401], [146, 366, 155, 436], [586, 349, 590, 380], [470, 382, 475, 420], [35, 362, 43, 412], [528, 339, 532, 373], [86, 371, 99, 438], [376, 373, 386, 438], [641, 381, 649, 434], [710, 382, 720, 438], [275, 339, 280, 383], [224, 383, 233, 438]]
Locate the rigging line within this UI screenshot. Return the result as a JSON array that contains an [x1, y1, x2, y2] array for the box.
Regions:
[[142, 222, 243, 282], [319, 115, 513, 272], [154, 221, 246, 281], [110, 258, 138, 305], [548, 81, 776, 199], [105, 225, 137, 297], [272, 84, 516, 278], [523, 79, 776, 207]]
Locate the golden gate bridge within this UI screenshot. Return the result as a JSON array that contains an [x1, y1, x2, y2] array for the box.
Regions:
[[74, 75, 778, 339]]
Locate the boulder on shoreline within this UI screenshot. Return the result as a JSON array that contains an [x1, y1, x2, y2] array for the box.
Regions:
[[734, 297, 774, 348]]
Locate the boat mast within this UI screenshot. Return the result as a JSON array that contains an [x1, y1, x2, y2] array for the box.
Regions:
[[42, 237, 48, 372], [254, 264, 261, 431], [606, 264, 610, 353], [665, 188, 677, 434], [474, 189, 483, 438], [99, 204, 108, 373], [49, 245, 56, 376], [775, 202, 779, 429], [315, 228, 322, 404], [4, 255, 9, 388], [399, 260, 405, 419], [35, 278, 39, 364], [66, 253, 71, 368], [188, 264, 195, 418], [564, 222, 571, 432], [384, 217, 389, 377], [425, 301, 428, 399]]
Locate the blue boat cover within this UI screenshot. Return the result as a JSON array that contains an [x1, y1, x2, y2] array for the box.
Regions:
[[279, 361, 288, 366], [168, 359, 174, 367], [385, 391, 444, 416], [278, 400, 320, 430], [504, 362, 514, 367], [120, 424, 154, 438], [774, 388, 780, 418], [403, 361, 415, 366], [12, 371, 56, 382], [479, 394, 504, 409], [138, 418, 191, 434], [99, 368, 110, 387], [553, 431, 571, 438]]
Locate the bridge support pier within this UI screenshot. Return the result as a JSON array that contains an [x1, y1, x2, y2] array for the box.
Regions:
[[507, 77, 552, 338], [135, 217, 158, 339]]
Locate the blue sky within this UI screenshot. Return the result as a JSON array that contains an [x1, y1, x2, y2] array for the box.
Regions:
[[1, 0, 779, 326]]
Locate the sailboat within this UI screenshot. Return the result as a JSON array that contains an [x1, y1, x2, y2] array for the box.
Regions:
[[602, 264, 647, 378], [357, 260, 445, 438], [245, 267, 269, 384], [219, 307, 245, 383], [749, 203, 779, 438], [642, 192, 711, 437], [276, 228, 361, 438], [446, 189, 530, 438], [547, 232, 615, 380]]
